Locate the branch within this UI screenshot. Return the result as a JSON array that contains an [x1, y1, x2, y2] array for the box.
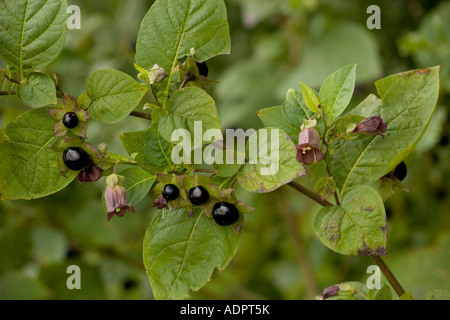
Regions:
[[287, 181, 333, 207], [0, 90, 16, 95], [287, 179, 407, 298], [129, 110, 152, 121], [277, 196, 320, 297], [371, 255, 406, 297]]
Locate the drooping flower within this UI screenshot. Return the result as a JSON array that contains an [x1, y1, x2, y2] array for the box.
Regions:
[[104, 174, 135, 221], [352, 116, 387, 137], [296, 128, 325, 165]]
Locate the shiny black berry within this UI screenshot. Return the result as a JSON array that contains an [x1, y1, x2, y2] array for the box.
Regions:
[[212, 202, 239, 226], [393, 161, 407, 181], [63, 147, 90, 171], [188, 186, 209, 205], [196, 61, 209, 77], [162, 184, 179, 201], [62, 112, 79, 129], [384, 161, 407, 181]]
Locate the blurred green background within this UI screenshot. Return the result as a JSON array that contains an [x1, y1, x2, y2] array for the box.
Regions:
[[0, 0, 449, 300]]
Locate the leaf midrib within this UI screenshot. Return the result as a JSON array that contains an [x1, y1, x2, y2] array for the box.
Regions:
[[166, 211, 203, 299], [19, 0, 29, 79], [165, 0, 192, 95]]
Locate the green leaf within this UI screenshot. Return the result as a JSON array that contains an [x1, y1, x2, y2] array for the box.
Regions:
[[257, 105, 300, 142], [329, 67, 440, 195], [86, 69, 148, 124], [282, 88, 314, 128], [399, 291, 415, 300], [144, 124, 175, 170], [16, 72, 57, 108], [119, 168, 155, 207], [158, 86, 221, 143], [319, 64, 356, 123], [0, 108, 77, 200], [213, 148, 244, 178], [314, 185, 387, 256], [368, 285, 393, 300], [136, 0, 231, 83], [143, 208, 241, 300], [314, 176, 336, 202], [422, 289, 450, 300], [237, 128, 306, 193], [300, 82, 320, 113], [119, 130, 148, 164], [0, 0, 67, 76]]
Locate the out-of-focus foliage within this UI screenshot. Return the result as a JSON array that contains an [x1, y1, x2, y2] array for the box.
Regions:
[[0, 0, 449, 300]]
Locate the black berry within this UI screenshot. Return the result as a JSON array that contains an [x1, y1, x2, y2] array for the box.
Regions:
[[63, 147, 90, 171], [62, 112, 79, 129], [212, 202, 239, 226], [188, 186, 209, 205], [384, 161, 407, 181], [162, 184, 179, 201], [393, 161, 407, 181], [196, 61, 209, 77]]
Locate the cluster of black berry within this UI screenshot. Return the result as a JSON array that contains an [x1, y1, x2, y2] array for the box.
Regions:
[[162, 184, 239, 226]]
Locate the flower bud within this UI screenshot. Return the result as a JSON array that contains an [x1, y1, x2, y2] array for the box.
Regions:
[[104, 174, 135, 221], [352, 116, 387, 137], [148, 64, 167, 84], [296, 128, 324, 165]]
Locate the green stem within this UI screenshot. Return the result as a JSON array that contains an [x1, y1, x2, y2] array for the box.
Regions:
[[287, 181, 333, 207], [371, 255, 406, 297], [0, 90, 16, 95], [129, 110, 152, 121]]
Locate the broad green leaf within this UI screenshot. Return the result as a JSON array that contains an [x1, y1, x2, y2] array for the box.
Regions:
[[282, 88, 314, 128], [86, 69, 148, 124], [16, 72, 57, 108], [0, 0, 67, 76], [257, 105, 300, 141], [0, 108, 77, 200], [314, 176, 336, 202], [329, 67, 440, 195], [144, 124, 175, 170], [237, 128, 306, 193], [300, 82, 320, 113], [158, 86, 221, 143], [399, 291, 415, 300], [368, 285, 393, 300], [143, 208, 241, 300], [213, 149, 245, 178], [136, 0, 231, 83], [119, 130, 149, 164], [314, 185, 387, 256], [119, 167, 155, 206], [319, 64, 356, 122]]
